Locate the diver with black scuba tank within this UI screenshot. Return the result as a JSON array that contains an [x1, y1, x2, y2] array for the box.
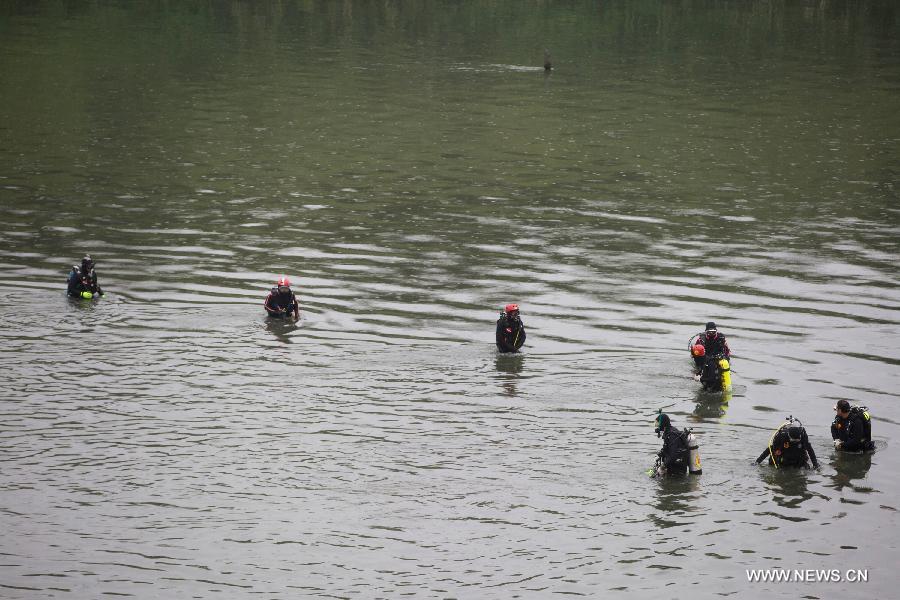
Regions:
[[831, 400, 875, 452], [651, 411, 701, 477], [66, 254, 103, 298], [496, 304, 526, 353], [264, 276, 300, 320], [755, 416, 819, 469]]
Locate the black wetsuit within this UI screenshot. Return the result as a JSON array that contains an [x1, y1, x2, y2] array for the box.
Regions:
[[693, 331, 731, 372], [657, 427, 690, 475], [264, 287, 299, 318], [698, 356, 727, 391], [756, 425, 819, 468], [67, 267, 102, 297], [496, 313, 526, 353], [832, 407, 874, 452]]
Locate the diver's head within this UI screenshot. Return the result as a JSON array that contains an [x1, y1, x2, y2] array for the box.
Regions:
[[834, 399, 851, 418], [81, 255, 94, 272], [654, 411, 671, 437], [276, 276, 291, 294], [787, 426, 803, 441], [504, 303, 520, 320], [704, 322, 718, 339]]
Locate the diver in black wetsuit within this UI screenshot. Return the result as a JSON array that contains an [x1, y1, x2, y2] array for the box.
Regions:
[[654, 413, 690, 476], [496, 303, 526, 353], [67, 255, 103, 297], [264, 276, 300, 320], [831, 399, 875, 452], [756, 417, 819, 469], [692, 321, 731, 374]]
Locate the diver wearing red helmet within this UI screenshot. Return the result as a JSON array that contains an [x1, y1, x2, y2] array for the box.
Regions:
[[496, 303, 526, 353], [264, 276, 300, 320]]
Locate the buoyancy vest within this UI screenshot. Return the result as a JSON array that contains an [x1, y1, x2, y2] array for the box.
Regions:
[[662, 428, 690, 473], [268, 287, 297, 311], [700, 332, 727, 356], [496, 314, 525, 350]]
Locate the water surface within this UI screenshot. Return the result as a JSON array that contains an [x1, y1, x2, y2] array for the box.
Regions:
[[1, 1, 899, 598]]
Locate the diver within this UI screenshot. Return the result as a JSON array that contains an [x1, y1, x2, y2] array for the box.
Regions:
[[691, 321, 731, 374], [264, 276, 300, 320], [831, 400, 875, 452], [496, 303, 526, 353], [652, 412, 701, 477], [755, 416, 819, 469], [66, 254, 103, 298]]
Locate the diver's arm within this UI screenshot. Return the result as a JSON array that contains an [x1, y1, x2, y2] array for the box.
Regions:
[[264, 292, 281, 315], [657, 436, 669, 458], [755, 448, 770, 465], [496, 318, 511, 351], [830, 420, 841, 440], [802, 431, 819, 468], [66, 269, 79, 295]]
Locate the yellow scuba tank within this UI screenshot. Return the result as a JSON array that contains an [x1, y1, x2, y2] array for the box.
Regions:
[[718, 358, 731, 391]]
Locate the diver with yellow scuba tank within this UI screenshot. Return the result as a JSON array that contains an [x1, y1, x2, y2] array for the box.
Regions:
[[755, 416, 819, 469], [690, 322, 732, 392]]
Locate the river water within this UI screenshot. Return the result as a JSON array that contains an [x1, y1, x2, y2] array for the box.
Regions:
[[1, 1, 899, 598]]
